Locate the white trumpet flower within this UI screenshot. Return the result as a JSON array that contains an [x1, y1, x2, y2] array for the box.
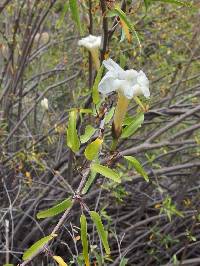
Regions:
[[41, 98, 49, 111], [78, 35, 101, 70], [98, 58, 150, 139], [98, 58, 150, 99]]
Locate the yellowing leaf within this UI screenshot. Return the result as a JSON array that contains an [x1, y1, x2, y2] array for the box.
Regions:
[[53, 256, 68, 266], [120, 19, 131, 42], [84, 138, 103, 161]]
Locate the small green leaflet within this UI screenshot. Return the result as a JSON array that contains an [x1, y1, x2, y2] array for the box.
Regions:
[[22, 234, 56, 260], [69, 0, 82, 34], [3, 264, 14, 266], [92, 64, 104, 104], [91, 163, 121, 183], [37, 198, 73, 219], [84, 138, 103, 161], [82, 169, 97, 194], [121, 113, 144, 138], [80, 125, 96, 144], [67, 110, 80, 153], [90, 211, 110, 255], [124, 156, 149, 182], [80, 214, 90, 266]]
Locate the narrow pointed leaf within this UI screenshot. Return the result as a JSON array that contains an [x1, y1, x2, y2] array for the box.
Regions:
[[53, 256, 68, 266], [82, 169, 97, 194], [67, 110, 80, 153], [80, 214, 90, 266], [119, 258, 129, 266], [91, 163, 121, 183], [124, 156, 149, 182], [120, 19, 131, 42], [105, 107, 115, 124], [107, 7, 141, 49], [92, 64, 104, 104], [69, 0, 82, 34], [84, 138, 103, 161], [121, 113, 144, 138], [37, 198, 73, 219], [80, 125, 96, 144], [90, 211, 110, 255], [22, 234, 56, 260], [144, 0, 152, 9], [56, 3, 69, 29]]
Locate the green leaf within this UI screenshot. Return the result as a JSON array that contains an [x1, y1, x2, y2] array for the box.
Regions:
[[22, 234, 56, 260], [107, 7, 141, 49], [119, 54, 127, 69], [37, 198, 73, 219], [80, 214, 90, 266], [144, 0, 152, 9], [80, 125, 96, 144], [82, 169, 97, 194], [91, 163, 121, 183], [105, 107, 115, 124], [56, 3, 69, 29], [92, 64, 104, 104], [121, 113, 144, 138], [69, 0, 82, 34], [90, 211, 110, 255], [3, 264, 14, 266], [79, 108, 93, 114], [84, 138, 103, 161], [67, 110, 80, 153], [119, 258, 129, 266], [124, 156, 149, 182]]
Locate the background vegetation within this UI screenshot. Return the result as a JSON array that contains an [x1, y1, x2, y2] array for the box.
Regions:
[[0, 0, 200, 265]]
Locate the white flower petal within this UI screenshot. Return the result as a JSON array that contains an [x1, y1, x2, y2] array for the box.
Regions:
[[103, 58, 124, 73], [78, 35, 101, 51], [122, 82, 135, 99], [98, 72, 118, 95], [137, 71, 150, 97], [123, 69, 138, 80], [98, 58, 150, 99]]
